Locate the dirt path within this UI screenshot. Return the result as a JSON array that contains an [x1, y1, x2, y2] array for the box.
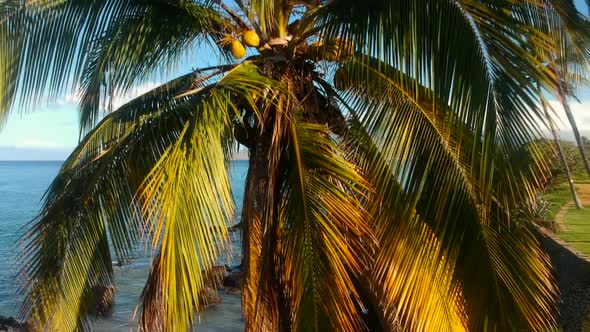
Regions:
[[555, 184, 590, 232]]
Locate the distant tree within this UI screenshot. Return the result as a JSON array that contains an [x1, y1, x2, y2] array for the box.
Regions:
[[529, 139, 588, 186], [538, 87, 582, 208]]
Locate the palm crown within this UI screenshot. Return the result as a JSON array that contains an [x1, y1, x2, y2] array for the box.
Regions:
[[2, 0, 590, 331]]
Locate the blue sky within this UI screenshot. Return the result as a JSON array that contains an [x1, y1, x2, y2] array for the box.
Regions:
[[0, 2, 589, 160]]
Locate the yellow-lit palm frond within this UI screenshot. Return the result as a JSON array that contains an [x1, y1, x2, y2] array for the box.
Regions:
[[280, 120, 373, 331], [18, 61, 283, 331], [346, 120, 468, 331], [337, 45, 558, 330], [137, 99, 234, 331]]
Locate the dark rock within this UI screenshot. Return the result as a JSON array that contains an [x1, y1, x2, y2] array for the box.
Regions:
[[223, 271, 243, 294], [113, 258, 135, 267], [203, 266, 227, 289], [200, 287, 222, 308], [225, 263, 242, 273], [228, 223, 242, 233], [0, 316, 28, 332], [560, 283, 590, 332], [91, 285, 115, 317]]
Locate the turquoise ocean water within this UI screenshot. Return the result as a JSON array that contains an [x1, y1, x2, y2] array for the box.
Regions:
[[0, 160, 248, 331]]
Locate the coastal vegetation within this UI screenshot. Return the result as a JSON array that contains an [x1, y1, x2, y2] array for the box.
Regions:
[[1, 0, 590, 331]]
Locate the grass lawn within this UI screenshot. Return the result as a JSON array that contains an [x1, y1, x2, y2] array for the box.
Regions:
[[545, 183, 576, 221], [546, 182, 590, 257], [557, 207, 590, 257]]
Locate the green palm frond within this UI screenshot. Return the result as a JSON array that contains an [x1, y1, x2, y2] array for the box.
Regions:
[[65, 66, 233, 173], [19, 61, 282, 331], [77, 0, 230, 132], [317, 0, 555, 200], [335, 42, 558, 330], [0, 1, 23, 127], [280, 120, 373, 331], [2, 0, 148, 112], [0, 0, 230, 126]]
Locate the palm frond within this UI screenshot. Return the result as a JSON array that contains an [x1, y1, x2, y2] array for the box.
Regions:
[[10, 1, 589, 330], [0, 1, 23, 127], [249, 0, 278, 37], [0, 0, 227, 125], [345, 120, 468, 331], [336, 49, 558, 329], [65, 66, 233, 174], [279, 119, 373, 331], [18, 94, 196, 331], [19, 61, 280, 331], [134, 62, 283, 331], [137, 104, 235, 331], [77, 0, 229, 132]]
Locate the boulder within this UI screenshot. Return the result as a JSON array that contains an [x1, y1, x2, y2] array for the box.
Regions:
[[91, 285, 115, 317], [200, 287, 222, 309], [203, 266, 226, 289], [112, 258, 135, 267], [223, 271, 243, 294], [0, 316, 28, 332]]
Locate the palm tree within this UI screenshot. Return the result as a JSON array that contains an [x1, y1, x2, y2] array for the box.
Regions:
[[542, 2, 590, 177], [528, 3, 590, 208], [1, 1, 589, 331], [539, 85, 583, 208]]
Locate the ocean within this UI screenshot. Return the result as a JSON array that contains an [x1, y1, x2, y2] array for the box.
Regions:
[[0, 160, 249, 331]]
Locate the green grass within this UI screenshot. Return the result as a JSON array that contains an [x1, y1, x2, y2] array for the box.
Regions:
[[545, 181, 590, 257], [544, 183, 578, 221], [557, 207, 590, 257]]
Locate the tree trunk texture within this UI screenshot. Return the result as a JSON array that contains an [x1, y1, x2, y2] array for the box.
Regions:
[[559, 85, 590, 177], [240, 124, 291, 332], [540, 86, 583, 208]]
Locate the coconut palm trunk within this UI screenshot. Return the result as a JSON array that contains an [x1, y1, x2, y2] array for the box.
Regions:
[[558, 84, 590, 177], [539, 85, 583, 208]]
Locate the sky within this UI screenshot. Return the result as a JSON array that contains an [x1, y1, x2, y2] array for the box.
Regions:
[[0, 2, 589, 160]]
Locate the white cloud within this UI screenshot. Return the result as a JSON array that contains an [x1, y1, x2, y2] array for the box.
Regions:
[[53, 92, 81, 107], [16, 139, 63, 149], [548, 99, 590, 131], [52, 81, 162, 110], [111, 82, 161, 109]]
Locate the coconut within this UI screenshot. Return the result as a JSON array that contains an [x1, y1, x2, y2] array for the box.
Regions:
[[242, 30, 260, 47], [336, 38, 354, 58], [334, 67, 351, 91], [231, 40, 246, 59]]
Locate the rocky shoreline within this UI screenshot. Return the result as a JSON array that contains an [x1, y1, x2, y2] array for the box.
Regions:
[[0, 316, 28, 332]]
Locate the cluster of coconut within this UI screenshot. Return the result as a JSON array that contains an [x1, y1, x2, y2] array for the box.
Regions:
[[223, 30, 354, 91], [227, 30, 261, 59]]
